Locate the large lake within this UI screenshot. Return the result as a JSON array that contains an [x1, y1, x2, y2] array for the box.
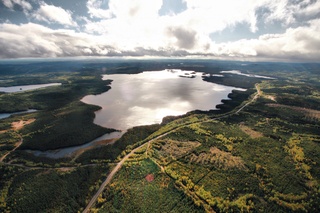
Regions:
[[82, 69, 244, 131]]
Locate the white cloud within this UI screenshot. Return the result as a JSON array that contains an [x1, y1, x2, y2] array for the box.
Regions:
[[0, 0, 319, 61], [296, 0, 320, 18], [33, 2, 77, 27], [261, 0, 296, 25], [1, 0, 32, 11], [1, 19, 319, 62], [0, 23, 96, 58], [86, 0, 113, 19], [211, 19, 320, 61], [82, 0, 263, 54], [108, 0, 162, 19], [87, 0, 163, 19], [180, 0, 260, 33], [257, 0, 320, 25]]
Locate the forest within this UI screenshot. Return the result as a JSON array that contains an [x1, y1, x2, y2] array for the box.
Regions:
[[0, 59, 319, 212]]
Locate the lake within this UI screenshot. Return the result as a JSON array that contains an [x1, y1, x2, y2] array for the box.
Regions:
[[0, 109, 37, 120], [26, 131, 123, 159], [82, 69, 244, 131], [0, 83, 61, 93], [30, 69, 244, 159]]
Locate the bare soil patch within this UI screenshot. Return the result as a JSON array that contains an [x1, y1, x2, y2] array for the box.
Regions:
[[265, 95, 276, 101], [12, 119, 36, 131], [57, 167, 75, 173]]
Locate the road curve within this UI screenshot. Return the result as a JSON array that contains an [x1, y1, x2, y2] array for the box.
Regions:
[[235, 84, 260, 114], [0, 136, 23, 163]]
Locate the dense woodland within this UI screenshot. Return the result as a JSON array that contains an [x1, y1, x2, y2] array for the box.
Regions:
[[0, 60, 319, 212]]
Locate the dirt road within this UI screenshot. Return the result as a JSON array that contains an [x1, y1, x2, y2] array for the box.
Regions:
[[82, 133, 169, 213], [0, 137, 22, 163]]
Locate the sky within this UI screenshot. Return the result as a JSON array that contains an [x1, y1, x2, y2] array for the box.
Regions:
[[0, 0, 319, 62]]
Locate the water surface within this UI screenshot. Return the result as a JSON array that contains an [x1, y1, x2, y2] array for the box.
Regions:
[[0, 83, 61, 93], [220, 70, 275, 79], [82, 69, 243, 131], [0, 109, 37, 120], [26, 131, 123, 159], [28, 70, 244, 159]]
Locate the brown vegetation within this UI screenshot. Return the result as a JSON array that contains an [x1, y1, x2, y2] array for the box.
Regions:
[[189, 147, 247, 170], [267, 103, 320, 120], [152, 139, 200, 160]]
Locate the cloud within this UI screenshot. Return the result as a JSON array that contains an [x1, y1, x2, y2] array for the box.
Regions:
[[108, 0, 162, 18], [295, 0, 320, 21], [82, 0, 320, 56], [179, 0, 259, 33], [257, 0, 320, 25], [86, 0, 113, 19], [1, 0, 32, 12], [87, 0, 163, 19], [212, 19, 320, 61], [0, 0, 319, 61], [0, 23, 94, 58], [166, 26, 197, 49], [0, 22, 194, 58], [0, 19, 319, 62], [32, 2, 77, 26]]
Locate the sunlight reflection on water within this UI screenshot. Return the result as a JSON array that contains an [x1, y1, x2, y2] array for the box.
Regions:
[[82, 69, 243, 131]]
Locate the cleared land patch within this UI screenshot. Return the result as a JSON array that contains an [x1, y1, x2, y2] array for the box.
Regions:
[[151, 139, 200, 165], [12, 119, 36, 131], [267, 104, 320, 120], [239, 124, 263, 138], [188, 147, 247, 170]]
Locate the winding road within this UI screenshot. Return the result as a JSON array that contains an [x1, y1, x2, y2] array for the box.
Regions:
[[83, 85, 260, 212], [0, 136, 22, 163]]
